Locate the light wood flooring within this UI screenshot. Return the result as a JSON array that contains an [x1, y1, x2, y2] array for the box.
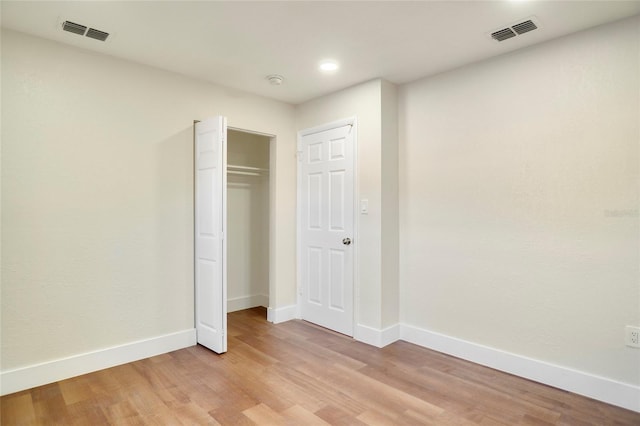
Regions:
[[2, 307, 639, 425]]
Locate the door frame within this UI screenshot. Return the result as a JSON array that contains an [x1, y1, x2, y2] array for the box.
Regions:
[[296, 116, 358, 334]]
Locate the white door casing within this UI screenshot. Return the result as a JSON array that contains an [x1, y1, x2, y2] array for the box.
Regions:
[[298, 119, 355, 336], [194, 117, 227, 353]]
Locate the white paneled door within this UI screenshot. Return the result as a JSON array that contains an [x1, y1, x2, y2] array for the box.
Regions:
[[299, 120, 355, 336], [194, 117, 227, 353]]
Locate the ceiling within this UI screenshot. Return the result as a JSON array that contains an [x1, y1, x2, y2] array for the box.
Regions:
[[2, 1, 639, 105]]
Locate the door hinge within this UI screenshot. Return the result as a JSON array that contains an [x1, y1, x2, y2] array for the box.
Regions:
[[296, 150, 303, 162]]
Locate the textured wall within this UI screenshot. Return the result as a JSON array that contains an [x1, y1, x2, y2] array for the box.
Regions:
[[399, 16, 640, 384], [381, 80, 400, 329], [1, 29, 295, 371]]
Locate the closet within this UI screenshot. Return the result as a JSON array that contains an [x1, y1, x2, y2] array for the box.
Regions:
[[226, 129, 270, 313]]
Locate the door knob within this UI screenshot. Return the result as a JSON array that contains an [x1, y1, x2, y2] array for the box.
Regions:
[[342, 238, 352, 245]]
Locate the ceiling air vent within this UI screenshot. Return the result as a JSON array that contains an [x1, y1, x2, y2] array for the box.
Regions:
[[62, 21, 87, 36], [513, 20, 538, 35], [60, 20, 110, 42], [491, 28, 516, 42], [490, 16, 540, 42], [86, 28, 109, 42]]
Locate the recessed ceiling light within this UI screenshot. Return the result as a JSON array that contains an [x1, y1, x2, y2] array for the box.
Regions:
[[319, 60, 339, 72]]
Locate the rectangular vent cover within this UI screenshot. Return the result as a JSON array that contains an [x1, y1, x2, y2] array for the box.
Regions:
[[61, 20, 109, 42], [491, 28, 516, 42], [491, 17, 539, 42], [513, 20, 538, 35], [62, 21, 87, 36], [86, 28, 109, 41]]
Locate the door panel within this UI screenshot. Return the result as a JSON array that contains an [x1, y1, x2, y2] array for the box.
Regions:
[[307, 246, 322, 305], [330, 170, 346, 230], [329, 249, 345, 310], [299, 122, 354, 336], [194, 117, 227, 353]]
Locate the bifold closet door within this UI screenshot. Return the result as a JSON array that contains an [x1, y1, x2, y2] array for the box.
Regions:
[[194, 116, 227, 354]]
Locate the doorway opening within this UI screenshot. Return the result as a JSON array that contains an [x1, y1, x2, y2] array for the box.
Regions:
[[226, 128, 272, 319]]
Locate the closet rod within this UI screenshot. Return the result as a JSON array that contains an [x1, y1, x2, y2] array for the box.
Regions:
[[228, 170, 263, 177], [228, 164, 268, 173]]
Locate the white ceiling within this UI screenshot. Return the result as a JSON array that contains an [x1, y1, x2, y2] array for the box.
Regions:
[[2, 1, 639, 104]]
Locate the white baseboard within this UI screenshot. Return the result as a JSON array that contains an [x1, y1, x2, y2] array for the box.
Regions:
[[354, 323, 401, 348], [4, 319, 637, 413], [1, 329, 196, 396], [400, 324, 640, 413], [267, 304, 298, 324], [228, 294, 269, 313]]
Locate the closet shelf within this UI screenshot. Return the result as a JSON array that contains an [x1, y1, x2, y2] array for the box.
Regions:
[[228, 164, 269, 176]]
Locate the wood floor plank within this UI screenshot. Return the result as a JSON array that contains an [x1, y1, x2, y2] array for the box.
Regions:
[[281, 404, 331, 425], [356, 409, 400, 426], [430, 409, 479, 426], [314, 405, 368, 426], [58, 376, 95, 406], [2, 307, 639, 425], [31, 383, 69, 423], [271, 362, 367, 416], [170, 401, 221, 425], [242, 402, 286, 424], [65, 399, 110, 426], [1, 392, 37, 425], [332, 362, 444, 418], [102, 399, 139, 423]]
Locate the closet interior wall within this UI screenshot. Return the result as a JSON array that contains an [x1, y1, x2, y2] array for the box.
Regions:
[[227, 129, 270, 313]]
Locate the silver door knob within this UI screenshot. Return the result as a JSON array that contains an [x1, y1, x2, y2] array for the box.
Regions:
[[342, 238, 352, 245]]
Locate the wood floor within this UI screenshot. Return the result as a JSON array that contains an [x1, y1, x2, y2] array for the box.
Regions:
[[2, 308, 639, 425]]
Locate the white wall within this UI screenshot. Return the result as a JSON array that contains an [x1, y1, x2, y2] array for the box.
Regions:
[[0, 29, 296, 372], [296, 79, 399, 334], [399, 16, 639, 385], [381, 80, 399, 329], [227, 129, 270, 169], [227, 131, 270, 311]]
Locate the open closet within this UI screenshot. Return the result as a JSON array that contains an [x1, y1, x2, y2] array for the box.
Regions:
[[226, 129, 270, 313]]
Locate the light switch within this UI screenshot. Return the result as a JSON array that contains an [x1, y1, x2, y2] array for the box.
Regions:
[[360, 199, 369, 215]]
